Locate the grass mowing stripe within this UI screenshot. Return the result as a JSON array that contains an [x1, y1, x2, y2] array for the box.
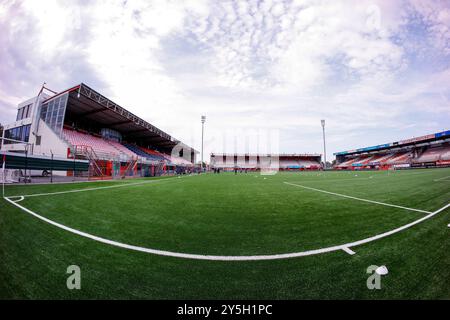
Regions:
[[284, 182, 431, 214]]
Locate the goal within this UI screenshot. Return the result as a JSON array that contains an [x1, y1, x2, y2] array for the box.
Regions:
[[1, 169, 20, 183]]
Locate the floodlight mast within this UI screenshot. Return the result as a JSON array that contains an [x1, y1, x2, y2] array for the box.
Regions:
[[201, 115, 206, 170], [321, 119, 327, 170]]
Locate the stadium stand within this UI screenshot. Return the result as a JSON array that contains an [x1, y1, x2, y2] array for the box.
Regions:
[[334, 131, 450, 170], [298, 160, 321, 169], [335, 157, 359, 168], [64, 129, 138, 160], [1, 83, 197, 179], [368, 153, 395, 165], [441, 147, 450, 160], [414, 146, 450, 163], [386, 151, 412, 165], [351, 155, 375, 166], [138, 146, 168, 161], [279, 160, 301, 168], [211, 154, 322, 171], [124, 144, 163, 161]]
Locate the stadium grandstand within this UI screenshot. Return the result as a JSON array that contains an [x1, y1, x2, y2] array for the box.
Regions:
[[334, 130, 450, 170], [210, 153, 321, 171], [0, 83, 197, 180]]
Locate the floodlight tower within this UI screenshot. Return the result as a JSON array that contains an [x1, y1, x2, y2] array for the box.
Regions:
[[201, 115, 206, 170], [321, 119, 327, 170]]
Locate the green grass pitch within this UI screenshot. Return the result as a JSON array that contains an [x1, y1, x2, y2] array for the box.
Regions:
[[0, 168, 449, 299]]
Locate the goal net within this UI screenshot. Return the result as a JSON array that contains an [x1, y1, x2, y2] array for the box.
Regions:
[[1, 137, 32, 194], [1, 169, 20, 183]]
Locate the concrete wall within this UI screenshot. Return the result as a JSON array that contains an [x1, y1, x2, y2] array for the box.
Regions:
[[33, 120, 69, 158]]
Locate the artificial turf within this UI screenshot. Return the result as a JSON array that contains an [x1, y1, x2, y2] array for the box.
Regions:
[[0, 168, 449, 299]]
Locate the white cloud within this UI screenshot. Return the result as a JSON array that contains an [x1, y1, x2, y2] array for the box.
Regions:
[[0, 0, 449, 160]]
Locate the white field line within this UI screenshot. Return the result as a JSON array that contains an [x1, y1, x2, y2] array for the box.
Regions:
[[7, 196, 25, 203], [16, 177, 180, 198], [286, 169, 445, 183], [3, 196, 449, 261], [387, 170, 450, 179], [338, 170, 439, 178], [342, 247, 356, 255], [14, 196, 24, 203], [434, 175, 450, 182], [389, 170, 432, 176], [4, 177, 132, 186], [283, 182, 431, 214], [290, 177, 376, 183], [367, 170, 435, 176]]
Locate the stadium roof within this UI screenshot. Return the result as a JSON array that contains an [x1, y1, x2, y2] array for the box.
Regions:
[[43, 83, 197, 153], [334, 130, 450, 156]]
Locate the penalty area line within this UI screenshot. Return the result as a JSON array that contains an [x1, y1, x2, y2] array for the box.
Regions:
[[283, 182, 431, 214]]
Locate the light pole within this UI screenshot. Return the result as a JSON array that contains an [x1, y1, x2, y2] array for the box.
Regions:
[[201, 115, 206, 170], [321, 119, 327, 170]]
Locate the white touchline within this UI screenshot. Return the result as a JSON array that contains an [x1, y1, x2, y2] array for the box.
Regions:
[[283, 182, 431, 214], [17, 176, 180, 198], [434, 176, 450, 182], [3, 195, 449, 261]]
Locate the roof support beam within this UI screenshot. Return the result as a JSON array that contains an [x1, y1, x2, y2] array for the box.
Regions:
[[109, 120, 133, 126], [79, 108, 108, 117]]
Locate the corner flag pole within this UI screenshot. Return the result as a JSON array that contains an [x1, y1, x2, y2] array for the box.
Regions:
[[2, 153, 5, 198]]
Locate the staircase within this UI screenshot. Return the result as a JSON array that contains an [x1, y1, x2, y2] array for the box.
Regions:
[[122, 157, 138, 178], [154, 161, 166, 176], [72, 145, 104, 178]]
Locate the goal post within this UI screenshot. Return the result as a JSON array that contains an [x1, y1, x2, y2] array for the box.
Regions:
[[2, 153, 5, 198]]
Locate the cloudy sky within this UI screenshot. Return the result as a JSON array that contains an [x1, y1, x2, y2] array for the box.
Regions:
[[1, 0, 449, 160]]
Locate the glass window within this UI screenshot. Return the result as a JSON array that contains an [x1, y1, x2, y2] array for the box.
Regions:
[[16, 107, 23, 121], [52, 102, 58, 116], [24, 105, 30, 118], [17, 126, 23, 141], [23, 124, 30, 142], [39, 93, 68, 133], [4, 128, 11, 144], [6, 128, 16, 143], [16, 105, 32, 121], [4, 124, 31, 144], [40, 105, 48, 120], [46, 104, 52, 123]]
